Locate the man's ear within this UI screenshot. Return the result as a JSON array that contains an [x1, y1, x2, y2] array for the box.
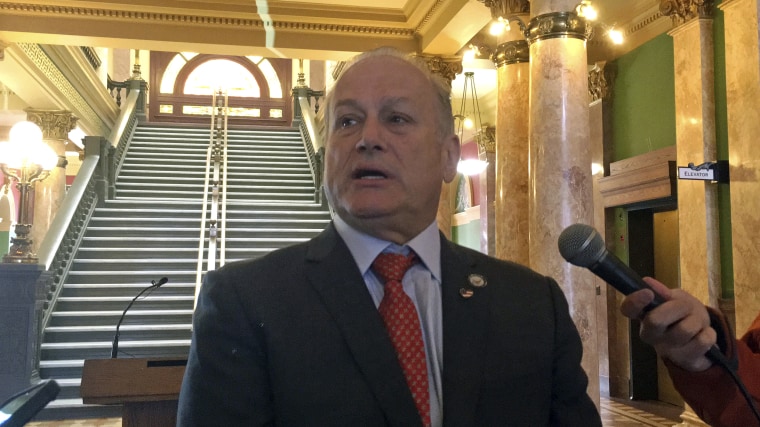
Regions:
[[441, 134, 461, 183]]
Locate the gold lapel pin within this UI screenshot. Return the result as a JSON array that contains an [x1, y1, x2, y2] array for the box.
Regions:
[[468, 274, 487, 288]]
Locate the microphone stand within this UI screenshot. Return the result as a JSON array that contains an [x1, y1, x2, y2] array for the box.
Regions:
[[111, 277, 168, 358]]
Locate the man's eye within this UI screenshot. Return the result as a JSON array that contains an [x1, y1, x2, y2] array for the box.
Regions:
[[338, 117, 356, 128], [389, 115, 408, 124]]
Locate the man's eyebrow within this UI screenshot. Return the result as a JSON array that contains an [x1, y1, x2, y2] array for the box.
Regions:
[[333, 99, 362, 110]]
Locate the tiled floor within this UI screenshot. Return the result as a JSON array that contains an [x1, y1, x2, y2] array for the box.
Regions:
[[26, 396, 683, 427]]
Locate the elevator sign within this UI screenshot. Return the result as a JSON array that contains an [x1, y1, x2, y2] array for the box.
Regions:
[[676, 160, 729, 183], [677, 167, 714, 181]]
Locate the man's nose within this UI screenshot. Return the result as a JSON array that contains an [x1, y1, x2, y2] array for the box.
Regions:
[[355, 119, 385, 152]]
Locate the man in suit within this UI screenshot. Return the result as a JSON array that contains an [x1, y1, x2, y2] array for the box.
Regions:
[[177, 47, 601, 426]]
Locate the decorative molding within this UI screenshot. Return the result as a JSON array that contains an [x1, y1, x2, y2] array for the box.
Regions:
[[599, 146, 677, 208], [79, 46, 101, 70], [478, 0, 530, 19], [588, 62, 616, 103], [25, 109, 78, 141], [493, 39, 529, 67], [477, 126, 496, 153], [414, 0, 447, 35], [527, 12, 592, 43], [0, 2, 415, 39], [628, 9, 667, 34], [415, 54, 463, 85], [16, 43, 107, 136], [660, 0, 715, 26]]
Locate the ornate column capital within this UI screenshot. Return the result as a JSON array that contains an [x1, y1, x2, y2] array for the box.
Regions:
[[25, 109, 78, 141], [588, 61, 616, 103], [660, 0, 715, 26], [477, 126, 496, 153], [478, 0, 530, 19], [413, 54, 463, 85]]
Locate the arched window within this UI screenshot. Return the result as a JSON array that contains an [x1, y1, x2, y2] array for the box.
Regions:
[[150, 52, 292, 125]]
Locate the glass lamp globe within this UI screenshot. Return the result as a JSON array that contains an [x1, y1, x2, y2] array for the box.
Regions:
[[9, 121, 43, 145], [2, 121, 57, 171], [457, 159, 489, 176]]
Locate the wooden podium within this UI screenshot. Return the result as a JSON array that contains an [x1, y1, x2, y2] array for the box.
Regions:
[[80, 358, 187, 427]]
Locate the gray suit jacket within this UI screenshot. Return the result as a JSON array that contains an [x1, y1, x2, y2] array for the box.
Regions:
[[177, 223, 601, 426]]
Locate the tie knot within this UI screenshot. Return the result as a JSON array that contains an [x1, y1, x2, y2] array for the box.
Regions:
[[372, 252, 418, 284]]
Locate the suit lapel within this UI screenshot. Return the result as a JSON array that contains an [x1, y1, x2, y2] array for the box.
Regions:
[[440, 237, 489, 426], [304, 224, 422, 426]]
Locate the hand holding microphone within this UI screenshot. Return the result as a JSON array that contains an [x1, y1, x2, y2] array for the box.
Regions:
[[559, 223, 760, 424], [558, 223, 716, 371]]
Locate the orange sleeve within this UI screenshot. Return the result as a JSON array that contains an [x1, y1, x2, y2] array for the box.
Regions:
[[664, 310, 760, 427]]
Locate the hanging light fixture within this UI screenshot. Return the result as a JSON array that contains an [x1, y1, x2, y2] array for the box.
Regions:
[[455, 71, 489, 176]]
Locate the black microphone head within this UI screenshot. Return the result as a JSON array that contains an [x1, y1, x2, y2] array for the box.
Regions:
[[558, 223, 606, 268], [155, 277, 169, 287]]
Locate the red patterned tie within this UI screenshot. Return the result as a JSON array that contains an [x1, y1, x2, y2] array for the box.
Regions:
[[372, 252, 431, 427]]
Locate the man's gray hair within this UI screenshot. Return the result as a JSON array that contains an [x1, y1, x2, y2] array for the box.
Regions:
[[321, 46, 456, 139]]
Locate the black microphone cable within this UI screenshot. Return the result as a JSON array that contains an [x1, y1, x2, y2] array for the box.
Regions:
[[705, 345, 760, 424]]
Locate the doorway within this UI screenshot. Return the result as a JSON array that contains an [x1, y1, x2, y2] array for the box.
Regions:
[[626, 208, 681, 406]]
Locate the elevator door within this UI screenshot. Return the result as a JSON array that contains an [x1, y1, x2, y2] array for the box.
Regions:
[[652, 209, 681, 406]]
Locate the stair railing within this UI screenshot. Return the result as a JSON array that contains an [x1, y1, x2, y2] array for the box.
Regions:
[[196, 90, 229, 301], [292, 86, 325, 204], [36, 86, 142, 330]]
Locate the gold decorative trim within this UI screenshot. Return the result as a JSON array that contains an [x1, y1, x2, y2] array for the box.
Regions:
[[477, 126, 496, 153], [0, 2, 415, 38], [628, 9, 666, 34], [492, 40, 529, 67], [478, 0, 530, 19], [414, 0, 447, 35], [415, 54, 463, 85], [25, 109, 78, 141], [527, 12, 592, 43], [660, 0, 715, 26], [588, 62, 615, 103], [17, 43, 108, 136]]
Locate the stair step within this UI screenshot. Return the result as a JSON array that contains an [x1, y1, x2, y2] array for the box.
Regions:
[[40, 122, 331, 419]]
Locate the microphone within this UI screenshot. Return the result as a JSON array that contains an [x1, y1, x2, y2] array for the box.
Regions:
[[559, 223, 760, 423], [111, 277, 168, 358], [557, 223, 665, 310]]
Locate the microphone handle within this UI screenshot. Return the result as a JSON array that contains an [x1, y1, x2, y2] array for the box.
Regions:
[[111, 283, 158, 358], [590, 251, 666, 311]]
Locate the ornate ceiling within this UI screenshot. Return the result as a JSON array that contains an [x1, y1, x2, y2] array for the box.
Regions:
[[0, 0, 669, 61], [0, 0, 674, 130]]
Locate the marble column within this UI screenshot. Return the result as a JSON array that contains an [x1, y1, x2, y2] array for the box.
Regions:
[[416, 54, 464, 239], [527, 0, 599, 405], [719, 0, 760, 334], [589, 61, 614, 396], [663, 2, 717, 426], [478, 127, 496, 255], [26, 110, 77, 255], [492, 9, 531, 265], [668, 15, 720, 313]]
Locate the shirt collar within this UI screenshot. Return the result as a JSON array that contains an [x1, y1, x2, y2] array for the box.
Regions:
[[333, 216, 442, 282]]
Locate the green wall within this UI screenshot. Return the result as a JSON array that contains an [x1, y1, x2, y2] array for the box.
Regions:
[[610, 4, 734, 298], [611, 33, 676, 161]]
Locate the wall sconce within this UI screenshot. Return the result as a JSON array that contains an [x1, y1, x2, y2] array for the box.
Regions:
[[0, 121, 58, 263], [455, 72, 489, 176]]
